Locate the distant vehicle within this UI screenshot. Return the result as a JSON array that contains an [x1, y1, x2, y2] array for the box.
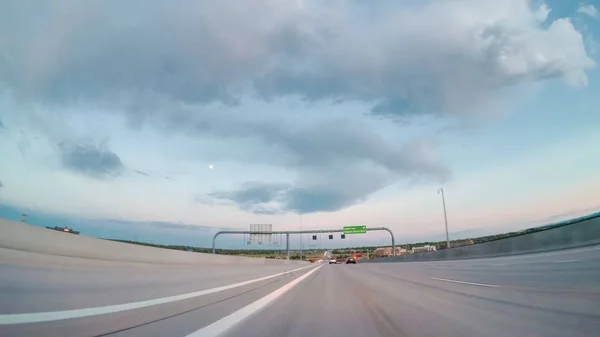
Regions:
[[45, 226, 80, 235], [329, 257, 337, 264], [346, 256, 357, 264]]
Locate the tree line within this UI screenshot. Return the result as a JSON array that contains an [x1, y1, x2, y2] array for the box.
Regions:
[[103, 213, 599, 258]]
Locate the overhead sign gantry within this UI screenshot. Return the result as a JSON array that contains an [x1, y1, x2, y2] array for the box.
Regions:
[[211, 226, 396, 259]]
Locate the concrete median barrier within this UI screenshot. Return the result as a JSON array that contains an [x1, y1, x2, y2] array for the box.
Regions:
[[370, 213, 600, 263], [0, 219, 307, 266]]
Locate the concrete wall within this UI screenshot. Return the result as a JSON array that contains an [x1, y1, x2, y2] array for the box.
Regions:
[[0, 219, 307, 266], [370, 214, 600, 263]]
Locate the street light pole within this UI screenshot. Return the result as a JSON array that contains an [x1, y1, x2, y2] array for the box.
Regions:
[[438, 188, 450, 249], [286, 233, 290, 260], [300, 214, 303, 261]]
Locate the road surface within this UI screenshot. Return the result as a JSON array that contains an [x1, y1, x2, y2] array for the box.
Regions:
[[1, 246, 599, 337]]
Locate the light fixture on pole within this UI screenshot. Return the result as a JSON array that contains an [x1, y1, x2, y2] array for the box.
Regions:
[[437, 188, 450, 249]]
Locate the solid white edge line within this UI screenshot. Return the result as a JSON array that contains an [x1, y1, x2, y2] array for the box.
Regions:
[[0, 264, 315, 325], [186, 264, 323, 337], [554, 259, 581, 263], [430, 277, 499, 288]]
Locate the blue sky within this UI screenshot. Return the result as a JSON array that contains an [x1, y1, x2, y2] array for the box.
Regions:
[[1, 0, 599, 249]]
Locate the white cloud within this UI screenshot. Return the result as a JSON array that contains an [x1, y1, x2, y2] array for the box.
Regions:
[[534, 3, 551, 22], [0, 0, 594, 114], [578, 4, 598, 19], [0, 0, 596, 218]]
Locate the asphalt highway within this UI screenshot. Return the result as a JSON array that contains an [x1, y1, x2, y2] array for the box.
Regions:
[[1, 245, 599, 337]]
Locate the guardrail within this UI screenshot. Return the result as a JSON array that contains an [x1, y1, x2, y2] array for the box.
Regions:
[[369, 213, 600, 263]]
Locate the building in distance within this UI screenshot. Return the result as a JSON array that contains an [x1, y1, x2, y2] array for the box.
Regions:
[[412, 245, 437, 253], [375, 247, 407, 257]]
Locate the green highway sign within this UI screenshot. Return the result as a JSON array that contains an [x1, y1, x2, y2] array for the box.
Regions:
[[343, 225, 367, 234]]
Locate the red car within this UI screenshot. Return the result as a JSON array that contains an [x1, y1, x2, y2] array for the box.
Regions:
[[346, 256, 357, 264]]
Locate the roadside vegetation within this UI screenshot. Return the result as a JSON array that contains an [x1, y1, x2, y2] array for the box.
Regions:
[[104, 212, 599, 259]]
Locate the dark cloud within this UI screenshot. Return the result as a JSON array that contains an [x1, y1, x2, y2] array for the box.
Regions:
[[57, 140, 124, 179], [188, 115, 450, 214], [207, 182, 290, 214], [206, 137, 450, 214], [0, 1, 593, 214], [17, 139, 30, 158], [134, 170, 150, 177], [207, 181, 386, 215], [0, 1, 593, 116], [370, 99, 432, 118], [182, 115, 450, 173]]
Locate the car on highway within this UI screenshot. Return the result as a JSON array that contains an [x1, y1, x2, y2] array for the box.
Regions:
[[328, 257, 337, 264], [346, 256, 357, 264]]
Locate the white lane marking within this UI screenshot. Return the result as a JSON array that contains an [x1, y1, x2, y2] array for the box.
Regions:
[[186, 265, 323, 337], [489, 264, 507, 266], [554, 259, 581, 263], [430, 277, 499, 288], [0, 265, 315, 325]]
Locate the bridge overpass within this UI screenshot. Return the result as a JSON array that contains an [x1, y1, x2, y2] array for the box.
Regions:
[[1, 217, 599, 337]]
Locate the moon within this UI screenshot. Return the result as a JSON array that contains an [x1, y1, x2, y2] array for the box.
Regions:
[[209, 164, 214, 169]]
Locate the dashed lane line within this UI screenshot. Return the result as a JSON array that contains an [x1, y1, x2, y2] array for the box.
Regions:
[[0, 265, 316, 325], [185, 265, 323, 337], [430, 277, 500, 288]]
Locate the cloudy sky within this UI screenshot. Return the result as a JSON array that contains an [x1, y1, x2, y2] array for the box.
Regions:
[[1, 0, 599, 246]]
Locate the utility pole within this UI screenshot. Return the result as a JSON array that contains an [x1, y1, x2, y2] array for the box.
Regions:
[[438, 188, 450, 249], [300, 214, 303, 260], [286, 233, 290, 260]]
